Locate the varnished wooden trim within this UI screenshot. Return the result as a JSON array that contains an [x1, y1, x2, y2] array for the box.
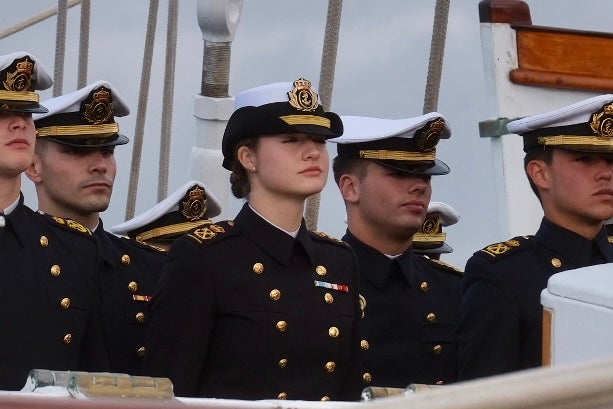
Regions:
[[510, 26, 613, 92], [478, 0, 531, 24], [542, 308, 552, 366]]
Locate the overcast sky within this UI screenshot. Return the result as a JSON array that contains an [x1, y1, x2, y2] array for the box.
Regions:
[[2, 1, 613, 268]]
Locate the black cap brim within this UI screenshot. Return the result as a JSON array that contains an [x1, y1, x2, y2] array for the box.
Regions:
[[1, 102, 48, 114], [414, 243, 453, 254], [45, 133, 129, 148], [375, 158, 450, 176]]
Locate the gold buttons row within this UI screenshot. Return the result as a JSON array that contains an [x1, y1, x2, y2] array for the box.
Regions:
[[276, 321, 287, 332], [121, 254, 131, 265], [252, 263, 328, 277], [420, 281, 429, 293], [426, 312, 437, 323], [40, 235, 49, 247]]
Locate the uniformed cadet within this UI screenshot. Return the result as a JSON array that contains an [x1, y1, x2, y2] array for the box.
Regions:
[[110, 180, 222, 252], [413, 201, 460, 260], [27, 80, 165, 376], [142, 78, 363, 401], [456, 94, 613, 381], [0, 51, 108, 390], [330, 114, 463, 388]]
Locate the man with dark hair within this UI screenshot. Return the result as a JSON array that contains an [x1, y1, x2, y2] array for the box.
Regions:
[[330, 114, 463, 388], [27, 81, 165, 376], [0, 51, 108, 390], [456, 94, 613, 380]]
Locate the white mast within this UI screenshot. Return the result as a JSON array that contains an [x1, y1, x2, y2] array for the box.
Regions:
[[192, 0, 243, 220]]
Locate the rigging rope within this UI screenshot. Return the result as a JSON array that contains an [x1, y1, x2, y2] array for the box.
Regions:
[[158, 0, 178, 201], [53, 0, 69, 97], [125, 0, 159, 220], [77, 0, 91, 89], [0, 0, 81, 40], [305, 0, 343, 231], [423, 0, 450, 114]]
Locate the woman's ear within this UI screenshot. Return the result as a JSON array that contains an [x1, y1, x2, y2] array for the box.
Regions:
[[236, 145, 256, 172]]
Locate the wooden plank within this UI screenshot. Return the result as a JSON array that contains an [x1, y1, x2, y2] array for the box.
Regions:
[[510, 26, 613, 92]]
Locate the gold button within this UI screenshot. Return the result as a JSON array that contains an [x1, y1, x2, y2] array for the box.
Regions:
[[551, 258, 562, 268], [436, 380, 444, 385], [321, 396, 330, 401], [270, 289, 281, 301], [40, 236, 49, 247], [253, 263, 264, 274], [276, 321, 287, 332], [278, 358, 288, 368], [363, 372, 372, 383], [121, 254, 131, 265], [426, 312, 437, 323], [325, 361, 336, 372], [360, 340, 369, 350], [324, 292, 334, 304], [277, 392, 287, 400], [50, 264, 61, 277], [135, 312, 145, 324], [60, 298, 71, 309], [316, 265, 327, 276], [433, 344, 443, 355], [328, 327, 339, 338], [420, 281, 429, 293], [63, 333, 72, 344], [137, 346, 146, 357], [128, 281, 138, 293]]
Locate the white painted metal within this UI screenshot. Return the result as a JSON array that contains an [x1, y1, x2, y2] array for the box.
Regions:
[[478, 22, 598, 238], [542, 264, 613, 366]]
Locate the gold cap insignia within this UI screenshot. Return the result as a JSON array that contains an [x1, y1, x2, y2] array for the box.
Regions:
[[287, 78, 319, 112], [421, 212, 441, 235], [3, 57, 34, 92], [181, 186, 208, 221], [82, 86, 114, 124], [417, 118, 445, 152], [590, 102, 613, 138]]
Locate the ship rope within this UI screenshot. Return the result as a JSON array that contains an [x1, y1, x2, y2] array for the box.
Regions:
[[77, 0, 91, 89], [53, 0, 68, 97], [125, 0, 160, 220], [305, 0, 343, 231], [423, 0, 450, 114], [158, 0, 179, 202]]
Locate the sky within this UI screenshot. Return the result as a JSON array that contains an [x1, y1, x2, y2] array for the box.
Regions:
[[2, 1, 613, 268]]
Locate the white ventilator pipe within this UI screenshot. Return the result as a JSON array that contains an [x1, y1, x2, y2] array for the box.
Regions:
[[191, 0, 243, 220]]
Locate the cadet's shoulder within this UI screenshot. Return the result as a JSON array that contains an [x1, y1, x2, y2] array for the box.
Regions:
[[309, 230, 352, 249], [38, 211, 93, 237], [418, 254, 463, 276], [472, 235, 535, 263], [185, 220, 236, 246]]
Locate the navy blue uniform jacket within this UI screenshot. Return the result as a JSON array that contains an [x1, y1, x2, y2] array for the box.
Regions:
[[0, 196, 108, 390], [142, 204, 363, 401], [343, 231, 462, 388], [456, 218, 613, 380]]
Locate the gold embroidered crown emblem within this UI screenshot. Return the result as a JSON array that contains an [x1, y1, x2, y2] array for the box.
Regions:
[[287, 78, 319, 112], [590, 102, 613, 138], [82, 86, 114, 124], [3, 57, 34, 92], [181, 186, 208, 221], [416, 118, 444, 152]]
